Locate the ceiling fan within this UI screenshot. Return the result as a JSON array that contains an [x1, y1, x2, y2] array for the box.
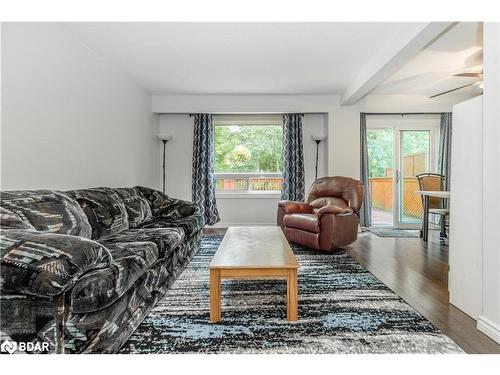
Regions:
[[429, 70, 483, 99]]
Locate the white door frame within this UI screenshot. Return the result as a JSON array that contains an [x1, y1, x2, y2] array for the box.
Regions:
[[367, 116, 440, 229]]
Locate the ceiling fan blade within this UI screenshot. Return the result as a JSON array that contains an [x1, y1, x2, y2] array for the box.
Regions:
[[453, 72, 483, 78], [429, 83, 478, 99]]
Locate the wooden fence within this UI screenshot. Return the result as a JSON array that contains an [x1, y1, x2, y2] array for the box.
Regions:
[[370, 177, 423, 219]]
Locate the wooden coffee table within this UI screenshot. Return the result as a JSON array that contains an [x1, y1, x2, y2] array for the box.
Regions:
[[209, 226, 299, 323]]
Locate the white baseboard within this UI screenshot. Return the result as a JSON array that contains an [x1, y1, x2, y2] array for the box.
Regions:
[[208, 222, 276, 228], [477, 315, 500, 344]]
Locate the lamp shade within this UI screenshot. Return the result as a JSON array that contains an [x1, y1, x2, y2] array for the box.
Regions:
[[311, 134, 326, 142], [158, 134, 173, 142]]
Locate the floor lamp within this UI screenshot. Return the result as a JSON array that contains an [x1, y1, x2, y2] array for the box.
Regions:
[[158, 134, 173, 193], [311, 135, 326, 181]]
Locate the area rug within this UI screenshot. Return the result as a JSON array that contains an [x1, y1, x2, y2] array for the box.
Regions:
[[119, 235, 462, 354], [368, 227, 419, 238]]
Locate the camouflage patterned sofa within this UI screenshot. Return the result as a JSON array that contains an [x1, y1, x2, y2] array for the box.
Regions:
[[0, 186, 204, 353]]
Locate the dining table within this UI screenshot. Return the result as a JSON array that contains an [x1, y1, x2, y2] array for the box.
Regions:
[[416, 190, 451, 242]]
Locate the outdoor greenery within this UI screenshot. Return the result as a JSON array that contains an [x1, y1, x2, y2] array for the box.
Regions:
[[214, 125, 283, 173], [367, 128, 429, 178]]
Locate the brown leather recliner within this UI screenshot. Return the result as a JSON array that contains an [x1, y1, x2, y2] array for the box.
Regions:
[[277, 176, 364, 251]]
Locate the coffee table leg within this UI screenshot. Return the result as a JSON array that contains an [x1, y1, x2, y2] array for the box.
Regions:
[[210, 268, 221, 323], [287, 268, 298, 321]]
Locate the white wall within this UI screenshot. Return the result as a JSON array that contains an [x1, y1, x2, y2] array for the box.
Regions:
[[449, 96, 483, 320], [153, 94, 455, 182], [478, 22, 500, 344], [1, 23, 160, 191], [154, 93, 455, 226], [159, 113, 327, 226]]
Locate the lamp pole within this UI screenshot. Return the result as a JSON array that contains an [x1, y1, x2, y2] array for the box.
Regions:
[[158, 135, 173, 194], [311, 135, 325, 181], [161, 139, 167, 193], [314, 139, 321, 181]]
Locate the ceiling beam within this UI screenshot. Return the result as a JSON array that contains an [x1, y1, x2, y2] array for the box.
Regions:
[[341, 22, 457, 106]]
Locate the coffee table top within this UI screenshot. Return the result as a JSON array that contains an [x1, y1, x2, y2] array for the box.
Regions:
[[209, 226, 299, 269]]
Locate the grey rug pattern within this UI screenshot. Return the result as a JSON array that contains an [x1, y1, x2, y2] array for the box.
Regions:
[[120, 235, 463, 354], [368, 227, 420, 238]]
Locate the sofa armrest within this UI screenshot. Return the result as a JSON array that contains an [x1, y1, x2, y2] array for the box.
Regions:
[[317, 205, 354, 218], [278, 200, 314, 214], [0, 230, 111, 298], [136, 186, 201, 221]]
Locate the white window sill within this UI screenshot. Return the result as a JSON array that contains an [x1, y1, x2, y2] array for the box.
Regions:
[[215, 192, 281, 199]]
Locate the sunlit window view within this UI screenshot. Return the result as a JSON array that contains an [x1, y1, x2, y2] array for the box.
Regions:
[[367, 128, 431, 226], [214, 124, 283, 192], [400, 130, 430, 223], [367, 128, 394, 225]]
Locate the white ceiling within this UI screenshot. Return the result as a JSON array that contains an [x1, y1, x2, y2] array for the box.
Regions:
[[373, 22, 483, 99], [65, 22, 426, 95], [65, 22, 483, 101]]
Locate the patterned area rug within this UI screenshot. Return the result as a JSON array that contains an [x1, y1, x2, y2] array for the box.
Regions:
[[120, 235, 462, 354]]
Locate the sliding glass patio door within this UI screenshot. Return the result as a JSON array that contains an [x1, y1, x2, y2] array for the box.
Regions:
[[367, 118, 439, 228]]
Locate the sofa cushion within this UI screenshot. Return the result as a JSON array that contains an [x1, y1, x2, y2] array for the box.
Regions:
[[0, 230, 111, 298], [70, 241, 159, 314], [113, 187, 152, 228], [102, 227, 184, 259], [0, 207, 35, 230], [67, 187, 129, 240], [283, 213, 320, 233], [140, 216, 204, 237], [0, 190, 92, 238]]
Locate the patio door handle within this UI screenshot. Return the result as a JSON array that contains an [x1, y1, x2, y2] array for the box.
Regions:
[[395, 169, 401, 184]]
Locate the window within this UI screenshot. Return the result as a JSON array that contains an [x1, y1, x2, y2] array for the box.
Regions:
[[214, 121, 283, 193]]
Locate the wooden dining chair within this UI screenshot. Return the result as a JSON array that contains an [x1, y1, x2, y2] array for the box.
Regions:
[[416, 173, 449, 239]]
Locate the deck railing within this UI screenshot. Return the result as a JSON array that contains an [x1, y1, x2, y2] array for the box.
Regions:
[[215, 173, 283, 192]]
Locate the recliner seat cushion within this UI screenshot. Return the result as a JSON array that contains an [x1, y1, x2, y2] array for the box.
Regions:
[[102, 227, 184, 259], [67, 187, 129, 240], [0, 190, 92, 237], [113, 187, 152, 228], [309, 197, 347, 210], [70, 241, 159, 314], [0, 230, 111, 298], [283, 213, 320, 233]]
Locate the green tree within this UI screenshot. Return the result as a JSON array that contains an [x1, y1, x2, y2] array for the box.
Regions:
[[215, 125, 283, 173], [366, 129, 429, 178]]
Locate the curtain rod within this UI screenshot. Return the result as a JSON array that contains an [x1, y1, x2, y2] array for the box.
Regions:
[[362, 112, 445, 116]]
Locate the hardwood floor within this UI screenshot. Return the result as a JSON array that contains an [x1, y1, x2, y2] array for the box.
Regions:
[[348, 230, 500, 354], [203, 227, 500, 353]]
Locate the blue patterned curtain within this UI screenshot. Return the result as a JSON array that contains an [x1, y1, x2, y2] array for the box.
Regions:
[[192, 114, 220, 225], [281, 114, 305, 201]]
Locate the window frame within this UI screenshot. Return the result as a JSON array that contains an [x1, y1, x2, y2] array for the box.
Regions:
[[213, 119, 283, 196]]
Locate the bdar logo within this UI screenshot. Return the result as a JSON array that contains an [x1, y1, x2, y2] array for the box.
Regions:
[[1, 339, 17, 354]]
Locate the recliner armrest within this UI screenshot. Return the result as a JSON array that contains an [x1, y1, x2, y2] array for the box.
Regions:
[[317, 205, 353, 218], [278, 200, 314, 214]]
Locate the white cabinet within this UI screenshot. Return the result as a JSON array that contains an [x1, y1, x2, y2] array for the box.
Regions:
[[449, 96, 483, 319]]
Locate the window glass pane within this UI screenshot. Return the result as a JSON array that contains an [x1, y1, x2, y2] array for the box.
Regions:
[[214, 125, 283, 173], [215, 179, 249, 191], [367, 128, 394, 226], [400, 130, 430, 224], [250, 177, 283, 191]]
